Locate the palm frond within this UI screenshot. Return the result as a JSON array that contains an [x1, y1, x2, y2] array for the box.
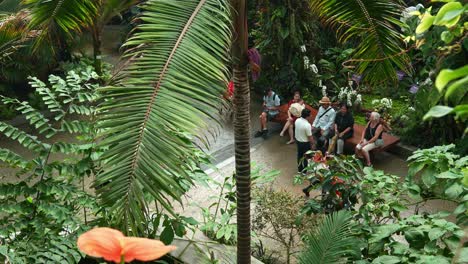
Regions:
[[96, 0, 232, 235], [22, 0, 96, 44], [0, 11, 30, 62], [299, 210, 361, 264], [310, 0, 411, 85]]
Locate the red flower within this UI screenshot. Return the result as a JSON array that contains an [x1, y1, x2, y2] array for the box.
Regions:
[[77, 227, 176, 263], [335, 190, 342, 197]]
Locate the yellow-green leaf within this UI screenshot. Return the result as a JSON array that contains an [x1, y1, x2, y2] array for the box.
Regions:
[[435, 65, 468, 91], [433, 2, 463, 27], [416, 13, 435, 34], [424, 105, 454, 120]]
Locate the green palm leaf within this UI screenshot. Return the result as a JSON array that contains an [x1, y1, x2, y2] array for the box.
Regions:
[[300, 210, 360, 264], [96, 0, 231, 234], [22, 0, 96, 43], [311, 0, 411, 85], [0, 12, 29, 62]]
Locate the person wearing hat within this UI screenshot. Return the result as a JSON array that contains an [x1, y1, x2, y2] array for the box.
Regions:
[[312, 96, 336, 152]]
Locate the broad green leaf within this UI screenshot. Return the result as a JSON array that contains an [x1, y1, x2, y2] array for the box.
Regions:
[[424, 105, 453, 120], [159, 226, 175, 245], [416, 12, 435, 34], [371, 255, 400, 264], [370, 224, 401, 243], [440, 31, 454, 43], [453, 104, 468, 120], [456, 247, 468, 263], [433, 2, 464, 27], [408, 162, 425, 178], [445, 76, 468, 102], [445, 182, 463, 199], [422, 167, 437, 188], [437, 171, 462, 179], [435, 65, 468, 91], [428, 227, 445, 240]]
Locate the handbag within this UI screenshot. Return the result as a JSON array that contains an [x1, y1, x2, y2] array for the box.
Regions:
[[375, 138, 384, 147], [369, 123, 384, 147]]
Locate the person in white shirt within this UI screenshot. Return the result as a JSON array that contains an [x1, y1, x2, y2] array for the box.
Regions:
[[312, 96, 336, 152], [295, 108, 314, 173], [254, 88, 281, 139]]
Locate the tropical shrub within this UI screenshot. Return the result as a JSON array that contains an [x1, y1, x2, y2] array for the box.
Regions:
[[0, 68, 101, 263], [197, 165, 279, 245], [364, 212, 466, 264], [406, 144, 468, 225], [253, 187, 319, 264], [397, 0, 467, 147], [296, 153, 363, 214]]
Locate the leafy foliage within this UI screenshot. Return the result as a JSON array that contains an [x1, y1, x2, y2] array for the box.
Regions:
[[407, 144, 468, 225], [309, 0, 411, 85], [22, 0, 96, 45], [0, 68, 102, 263], [198, 165, 280, 245], [253, 187, 319, 264], [299, 210, 360, 264], [296, 153, 363, 214], [365, 212, 465, 263], [96, 0, 232, 235], [252, 0, 322, 96]]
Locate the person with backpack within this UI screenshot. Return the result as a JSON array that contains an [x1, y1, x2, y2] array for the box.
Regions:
[[254, 88, 281, 139]]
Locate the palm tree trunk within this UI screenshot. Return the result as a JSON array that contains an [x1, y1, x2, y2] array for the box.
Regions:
[[91, 25, 103, 76], [232, 0, 251, 263]]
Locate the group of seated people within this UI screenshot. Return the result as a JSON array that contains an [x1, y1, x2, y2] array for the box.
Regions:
[[254, 89, 386, 168]]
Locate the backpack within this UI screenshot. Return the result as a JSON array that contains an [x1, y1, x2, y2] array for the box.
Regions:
[[264, 93, 281, 105]]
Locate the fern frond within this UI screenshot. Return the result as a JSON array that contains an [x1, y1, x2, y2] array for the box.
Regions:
[[300, 210, 360, 264], [0, 122, 48, 152], [1, 96, 57, 137], [0, 148, 30, 169]]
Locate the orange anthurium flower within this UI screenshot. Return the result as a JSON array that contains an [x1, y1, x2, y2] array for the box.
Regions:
[[77, 227, 176, 263]]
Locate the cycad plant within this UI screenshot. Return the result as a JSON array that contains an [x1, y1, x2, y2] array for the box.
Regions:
[[96, 0, 232, 236], [299, 210, 361, 264], [22, 0, 96, 53], [310, 0, 411, 85], [0, 68, 102, 263]]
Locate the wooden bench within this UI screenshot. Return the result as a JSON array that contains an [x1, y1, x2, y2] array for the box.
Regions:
[[270, 104, 400, 152], [270, 104, 318, 124], [345, 124, 400, 153]]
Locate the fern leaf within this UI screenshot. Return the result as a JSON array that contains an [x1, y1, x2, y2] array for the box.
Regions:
[[0, 148, 30, 169], [0, 122, 48, 152]]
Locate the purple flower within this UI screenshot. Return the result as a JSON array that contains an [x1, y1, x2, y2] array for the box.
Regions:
[[409, 84, 419, 94], [352, 74, 362, 84], [396, 71, 405, 81]]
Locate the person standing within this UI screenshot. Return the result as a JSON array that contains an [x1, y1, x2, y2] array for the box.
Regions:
[[295, 108, 314, 173], [254, 88, 281, 139], [312, 96, 336, 152]]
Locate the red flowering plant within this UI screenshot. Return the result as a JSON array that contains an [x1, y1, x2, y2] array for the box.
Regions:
[[297, 152, 363, 214]]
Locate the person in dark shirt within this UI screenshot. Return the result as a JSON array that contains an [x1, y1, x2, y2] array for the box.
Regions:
[[328, 103, 354, 154]]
